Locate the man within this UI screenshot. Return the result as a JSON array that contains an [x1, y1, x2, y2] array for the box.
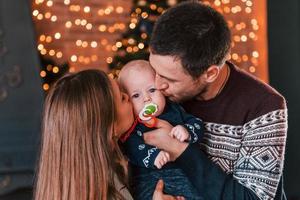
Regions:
[[144, 1, 287, 200]]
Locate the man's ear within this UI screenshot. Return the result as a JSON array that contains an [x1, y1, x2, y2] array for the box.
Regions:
[[202, 65, 220, 83]]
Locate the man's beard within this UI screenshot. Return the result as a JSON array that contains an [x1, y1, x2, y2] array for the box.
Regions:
[[170, 84, 208, 103]]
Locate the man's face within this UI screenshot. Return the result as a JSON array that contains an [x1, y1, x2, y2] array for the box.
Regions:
[[149, 53, 207, 103]]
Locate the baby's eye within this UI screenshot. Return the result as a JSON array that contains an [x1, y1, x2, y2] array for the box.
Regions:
[[149, 88, 156, 93], [132, 93, 140, 98]]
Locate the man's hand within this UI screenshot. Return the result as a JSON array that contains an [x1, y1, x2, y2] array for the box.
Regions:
[[169, 125, 190, 142], [144, 119, 188, 161], [152, 179, 185, 200], [154, 151, 170, 169]]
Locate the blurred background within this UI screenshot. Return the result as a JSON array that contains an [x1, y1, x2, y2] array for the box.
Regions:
[[0, 0, 299, 199]]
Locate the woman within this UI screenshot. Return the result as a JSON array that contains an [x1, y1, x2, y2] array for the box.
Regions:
[[34, 69, 182, 200]]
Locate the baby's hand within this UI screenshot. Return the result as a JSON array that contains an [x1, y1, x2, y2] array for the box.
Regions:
[[169, 125, 190, 142], [154, 151, 170, 169]]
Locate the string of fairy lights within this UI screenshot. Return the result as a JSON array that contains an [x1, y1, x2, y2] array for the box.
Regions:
[[32, 0, 265, 91], [204, 0, 261, 74]]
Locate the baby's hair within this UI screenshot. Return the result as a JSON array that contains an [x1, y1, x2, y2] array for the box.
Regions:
[[118, 60, 155, 89]]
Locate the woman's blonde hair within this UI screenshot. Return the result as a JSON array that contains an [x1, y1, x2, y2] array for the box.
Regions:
[[35, 69, 127, 200]]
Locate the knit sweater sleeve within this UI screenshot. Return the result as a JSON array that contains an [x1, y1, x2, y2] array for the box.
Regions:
[[233, 95, 287, 200], [176, 95, 287, 200], [123, 130, 160, 169]]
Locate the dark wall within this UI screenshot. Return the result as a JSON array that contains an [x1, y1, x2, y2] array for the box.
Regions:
[[0, 0, 43, 198], [267, 0, 300, 199]]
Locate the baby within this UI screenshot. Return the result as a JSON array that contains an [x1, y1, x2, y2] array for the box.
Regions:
[[118, 60, 204, 200]]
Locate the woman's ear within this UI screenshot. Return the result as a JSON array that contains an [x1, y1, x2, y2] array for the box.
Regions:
[[202, 65, 220, 83]]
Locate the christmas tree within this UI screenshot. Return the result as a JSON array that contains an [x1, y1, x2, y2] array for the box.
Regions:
[[109, 0, 185, 73], [39, 55, 69, 92]]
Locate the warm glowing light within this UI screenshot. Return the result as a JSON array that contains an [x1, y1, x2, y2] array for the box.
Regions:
[[37, 14, 43, 20], [129, 23, 136, 29], [233, 35, 240, 42], [46, 65, 52, 71], [112, 45, 118, 51], [45, 36, 52, 43], [105, 8, 112, 15], [138, 43, 145, 49], [33, 10, 39, 16], [116, 42, 122, 48], [245, 7, 252, 13], [46, 0, 53, 7], [251, 19, 258, 25], [224, 7, 230, 13], [40, 70, 46, 77], [91, 55, 98, 61], [56, 51, 63, 58], [69, 67, 75, 72], [49, 49, 55, 56], [51, 15, 57, 22], [43, 83, 50, 91], [86, 23, 92, 30], [35, 0, 44, 4], [133, 46, 139, 52], [76, 40, 82, 46], [53, 66, 59, 73], [65, 21, 72, 28], [232, 53, 239, 60], [128, 38, 135, 45], [135, 8, 142, 14], [91, 41, 98, 48], [106, 57, 113, 64], [242, 55, 249, 61], [214, 0, 221, 6], [157, 7, 164, 13], [246, 1, 253, 7], [84, 58, 90, 64], [82, 41, 88, 48], [71, 55, 77, 62], [241, 35, 247, 42], [64, 0, 70, 5], [141, 33, 147, 39], [249, 32, 256, 39], [108, 27, 115, 33], [141, 12, 149, 19], [39, 35, 46, 41], [45, 12, 51, 19], [75, 19, 81, 25], [81, 19, 87, 26], [84, 6, 90, 13], [249, 66, 256, 73], [126, 47, 133, 53], [41, 49, 47, 55], [116, 6, 124, 13], [54, 32, 61, 39], [252, 51, 259, 58], [98, 9, 105, 16], [150, 4, 157, 10], [98, 25, 107, 32], [38, 44, 44, 50]]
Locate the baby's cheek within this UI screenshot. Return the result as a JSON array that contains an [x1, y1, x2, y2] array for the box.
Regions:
[[133, 104, 142, 116]]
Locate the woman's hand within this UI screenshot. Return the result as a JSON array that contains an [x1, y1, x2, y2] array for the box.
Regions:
[[152, 179, 185, 200], [143, 119, 188, 161]]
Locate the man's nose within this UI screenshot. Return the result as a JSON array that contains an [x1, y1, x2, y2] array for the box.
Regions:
[[155, 74, 168, 90]]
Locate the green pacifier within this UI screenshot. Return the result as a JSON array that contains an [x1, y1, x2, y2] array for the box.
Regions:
[[138, 103, 158, 121]]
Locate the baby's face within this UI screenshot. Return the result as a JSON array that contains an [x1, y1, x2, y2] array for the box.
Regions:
[[123, 69, 166, 117]]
